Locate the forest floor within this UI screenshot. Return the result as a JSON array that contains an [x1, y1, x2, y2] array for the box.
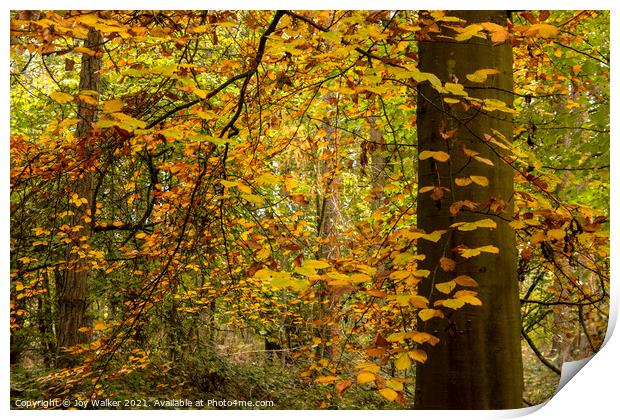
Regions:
[[11, 343, 560, 410]]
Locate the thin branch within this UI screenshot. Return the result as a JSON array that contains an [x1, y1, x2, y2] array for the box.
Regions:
[[541, 165, 609, 171], [535, 125, 609, 134], [522, 329, 561, 375], [145, 70, 252, 130], [553, 41, 609, 66]]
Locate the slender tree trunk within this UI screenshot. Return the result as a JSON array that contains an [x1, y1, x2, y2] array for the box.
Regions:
[[369, 113, 388, 212], [414, 11, 523, 409], [315, 92, 342, 359], [56, 28, 102, 367], [38, 271, 56, 367]]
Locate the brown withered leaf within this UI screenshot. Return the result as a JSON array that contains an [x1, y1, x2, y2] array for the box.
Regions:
[[431, 187, 444, 201], [449, 199, 478, 216], [289, 193, 309, 205], [336, 380, 353, 396], [440, 257, 456, 272]]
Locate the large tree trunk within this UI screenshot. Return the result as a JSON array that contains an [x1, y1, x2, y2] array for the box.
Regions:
[[414, 11, 523, 409], [56, 28, 103, 367]]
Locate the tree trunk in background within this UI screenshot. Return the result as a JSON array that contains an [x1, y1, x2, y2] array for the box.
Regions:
[[38, 271, 56, 367], [56, 28, 103, 367], [369, 114, 388, 212], [414, 11, 523, 409], [314, 92, 342, 359]]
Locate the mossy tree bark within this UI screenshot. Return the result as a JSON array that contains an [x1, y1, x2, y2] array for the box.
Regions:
[[414, 11, 523, 409]]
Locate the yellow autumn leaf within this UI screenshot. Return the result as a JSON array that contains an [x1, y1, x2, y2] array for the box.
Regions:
[[356, 361, 381, 373], [326, 271, 349, 281], [457, 294, 483, 306], [462, 145, 479, 157], [394, 294, 411, 306], [442, 298, 465, 310], [386, 332, 405, 342], [455, 177, 473, 186], [254, 268, 272, 279], [357, 371, 376, 384], [409, 295, 429, 308], [453, 275, 479, 287], [78, 94, 98, 106], [237, 183, 252, 194], [419, 186, 435, 193], [408, 332, 439, 345], [408, 349, 428, 363], [465, 69, 500, 83], [419, 308, 444, 321], [478, 245, 499, 254], [350, 273, 371, 283], [453, 221, 477, 231], [475, 218, 497, 229], [419, 150, 435, 160], [327, 279, 350, 287], [473, 155, 494, 166], [481, 22, 509, 43], [315, 375, 339, 384], [420, 150, 450, 162], [435, 280, 456, 295], [75, 14, 99, 26], [444, 83, 468, 96], [103, 99, 124, 113], [50, 91, 74, 104], [530, 231, 546, 245], [386, 379, 404, 391], [394, 353, 411, 370], [548, 229, 566, 241], [193, 87, 207, 99], [412, 269, 431, 278], [526, 23, 559, 38], [294, 266, 315, 277], [74, 46, 96, 56], [421, 230, 445, 242], [459, 248, 481, 258], [302, 259, 330, 269], [455, 23, 484, 41], [433, 151, 450, 162], [393, 252, 416, 265], [389, 270, 412, 281], [242, 194, 265, 205], [470, 175, 489, 186], [379, 388, 399, 402]]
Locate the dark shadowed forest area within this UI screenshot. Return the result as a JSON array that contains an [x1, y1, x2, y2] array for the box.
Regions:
[[9, 9, 609, 410]]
